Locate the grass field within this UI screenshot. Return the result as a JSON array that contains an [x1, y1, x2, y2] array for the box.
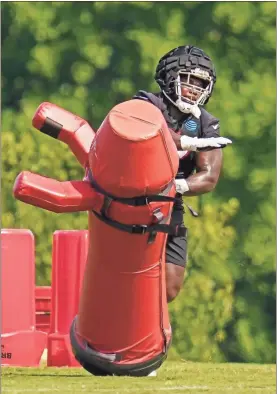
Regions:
[[2, 361, 275, 394]]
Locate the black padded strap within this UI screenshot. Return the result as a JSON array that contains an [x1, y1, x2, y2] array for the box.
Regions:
[[88, 170, 178, 206], [40, 117, 63, 139], [92, 210, 187, 237]]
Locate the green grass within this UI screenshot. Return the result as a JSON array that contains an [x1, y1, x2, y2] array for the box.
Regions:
[[2, 361, 275, 394]]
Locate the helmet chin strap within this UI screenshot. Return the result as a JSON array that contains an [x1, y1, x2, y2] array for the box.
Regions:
[[175, 99, 201, 119], [163, 91, 201, 119]]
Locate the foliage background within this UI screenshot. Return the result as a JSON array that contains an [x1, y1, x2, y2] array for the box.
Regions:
[[2, 1, 276, 364]]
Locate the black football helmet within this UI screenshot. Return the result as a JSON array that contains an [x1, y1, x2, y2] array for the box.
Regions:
[[155, 45, 216, 117]]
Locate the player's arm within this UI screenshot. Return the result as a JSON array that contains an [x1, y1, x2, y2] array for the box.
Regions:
[[184, 149, 222, 195], [175, 149, 222, 196], [168, 128, 231, 151]]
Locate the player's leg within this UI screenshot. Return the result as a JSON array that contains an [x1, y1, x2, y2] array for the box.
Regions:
[[165, 208, 187, 303]]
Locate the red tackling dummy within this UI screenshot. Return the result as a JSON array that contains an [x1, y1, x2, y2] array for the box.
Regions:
[[32, 102, 95, 168], [14, 102, 97, 211], [13, 100, 179, 376], [13, 172, 101, 213]]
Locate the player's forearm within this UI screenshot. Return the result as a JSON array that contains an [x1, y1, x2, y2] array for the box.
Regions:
[[183, 171, 218, 196], [177, 149, 222, 196], [168, 129, 232, 151], [175, 170, 219, 196]]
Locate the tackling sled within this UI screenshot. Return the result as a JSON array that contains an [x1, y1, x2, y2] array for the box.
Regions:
[[13, 100, 179, 376]]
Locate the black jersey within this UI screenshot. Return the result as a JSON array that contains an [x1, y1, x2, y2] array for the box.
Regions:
[[132, 90, 220, 180]]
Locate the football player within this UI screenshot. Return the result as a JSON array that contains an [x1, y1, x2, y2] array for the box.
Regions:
[[133, 45, 232, 303]]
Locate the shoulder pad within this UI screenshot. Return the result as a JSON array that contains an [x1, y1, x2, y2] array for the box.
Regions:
[[132, 91, 165, 111], [199, 107, 220, 137], [200, 107, 219, 125]]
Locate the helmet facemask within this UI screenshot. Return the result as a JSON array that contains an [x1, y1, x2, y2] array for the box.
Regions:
[[163, 67, 214, 118], [176, 68, 213, 106]]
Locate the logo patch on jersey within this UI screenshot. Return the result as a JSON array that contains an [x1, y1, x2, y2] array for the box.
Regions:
[[183, 119, 198, 134]]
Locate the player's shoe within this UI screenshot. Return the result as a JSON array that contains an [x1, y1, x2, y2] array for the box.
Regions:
[[147, 370, 157, 377]]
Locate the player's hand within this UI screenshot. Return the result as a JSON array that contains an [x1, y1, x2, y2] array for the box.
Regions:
[[180, 135, 232, 151], [175, 178, 190, 194]]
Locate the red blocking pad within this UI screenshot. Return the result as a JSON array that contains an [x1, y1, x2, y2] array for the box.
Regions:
[[35, 286, 51, 333], [47, 230, 88, 367], [1, 229, 47, 366]]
